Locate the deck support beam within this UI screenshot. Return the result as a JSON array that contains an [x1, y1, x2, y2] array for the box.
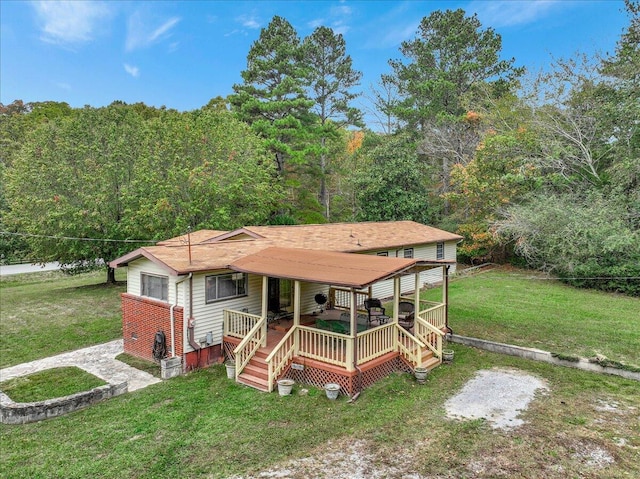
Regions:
[[261, 276, 268, 347]]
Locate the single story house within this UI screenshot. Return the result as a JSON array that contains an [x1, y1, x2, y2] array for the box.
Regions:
[[109, 221, 463, 395]]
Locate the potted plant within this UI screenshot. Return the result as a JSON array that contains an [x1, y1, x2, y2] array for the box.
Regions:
[[324, 383, 340, 400], [277, 378, 295, 396], [414, 367, 428, 384], [225, 360, 236, 379], [442, 349, 454, 363]]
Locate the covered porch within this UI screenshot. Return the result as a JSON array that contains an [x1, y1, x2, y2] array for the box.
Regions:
[[222, 247, 453, 395]]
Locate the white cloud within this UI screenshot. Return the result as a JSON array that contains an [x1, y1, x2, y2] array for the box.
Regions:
[[32, 0, 111, 45], [375, 20, 419, 49], [126, 11, 181, 51], [330, 5, 352, 17], [471, 0, 562, 28], [308, 18, 324, 29], [236, 14, 261, 29], [55, 81, 72, 91], [124, 63, 140, 78]]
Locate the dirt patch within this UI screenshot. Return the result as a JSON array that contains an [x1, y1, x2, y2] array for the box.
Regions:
[[227, 438, 434, 479], [444, 367, 549, 430]]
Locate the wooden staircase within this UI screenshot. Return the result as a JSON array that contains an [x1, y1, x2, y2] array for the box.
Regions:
[[236, 348, 271, 392]]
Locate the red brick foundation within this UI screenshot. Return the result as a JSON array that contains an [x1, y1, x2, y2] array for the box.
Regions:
[[121, 293, 184, 363], [184, 345, 223, 372]]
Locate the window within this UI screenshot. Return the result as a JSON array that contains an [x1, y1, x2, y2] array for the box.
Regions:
[[141, 273, 168, 301], [436, 242, 445, 260], [206, 273, 247, 303], [403, 248, 414, 258], [377, 251, 389, 257]]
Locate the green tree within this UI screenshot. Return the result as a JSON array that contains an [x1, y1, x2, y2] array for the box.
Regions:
[[128, 108, 283, 236], [354, 134, 433, 223], [230, 16, 313, 177], [389, 9, 523, 216], [303, 26, 362, 219], [4, 105, 281, 282]]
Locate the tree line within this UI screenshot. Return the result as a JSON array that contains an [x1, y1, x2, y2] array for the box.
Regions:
[[1, 4, 638, 295]]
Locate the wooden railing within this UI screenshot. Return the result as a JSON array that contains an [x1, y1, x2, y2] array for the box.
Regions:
[[396, 326, 426, 367], [232, 317, 266, 379], [357, 323, 395, 364], [265, 327, 296, 392], [329, 287, 369, 311], [296, 325, 350, 368], [224, 310, 263, 339], [413, 316, 444, 359], [419, 303, 446, 330]]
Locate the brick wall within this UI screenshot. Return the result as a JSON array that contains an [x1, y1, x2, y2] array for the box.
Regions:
[[121, 293, 184, 363]]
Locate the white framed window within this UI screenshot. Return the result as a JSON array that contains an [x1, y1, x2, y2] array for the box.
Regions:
[[377, 251, 389, 257], [206, 273, 247, 303], [141, 273, 168, 301], [403, 248, 414, 258], [436, 242, 445, 260]]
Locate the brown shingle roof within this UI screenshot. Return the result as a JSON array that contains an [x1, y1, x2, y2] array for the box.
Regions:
[[110, 221, 462, 274]]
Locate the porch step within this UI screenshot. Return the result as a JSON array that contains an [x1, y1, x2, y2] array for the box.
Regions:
[[237, 373, 269, 392]]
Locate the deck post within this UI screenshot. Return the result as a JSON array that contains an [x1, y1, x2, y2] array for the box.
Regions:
[[293, 280, 301, 356], [393, 276, 400, 323], [443, 265, 450, 331], [261, 276, 268, 347], [414, 271, 421, 304], [346, 289, 356, 372]]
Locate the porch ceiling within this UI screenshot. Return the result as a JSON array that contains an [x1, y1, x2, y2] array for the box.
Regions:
[[229, 247, 436, 289]]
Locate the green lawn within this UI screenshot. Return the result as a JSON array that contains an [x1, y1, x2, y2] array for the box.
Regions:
[[422, 267, 640, 367], [0, 269, 126, 368], [1, 348, 638, 479], [0, 366, 106, 403], [1, 268, 639, 478]]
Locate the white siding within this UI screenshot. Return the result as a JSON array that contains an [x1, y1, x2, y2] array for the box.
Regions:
[[126, 258, 185, 304], [370, 240, 458, 299]]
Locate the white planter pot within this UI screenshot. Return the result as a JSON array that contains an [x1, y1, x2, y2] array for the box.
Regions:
[[225, 361, 236, 379], [277, 379, 295, 396], [442, 349, 454, 363], [414, 367, 428, 384], [324, 383, 340, 400]]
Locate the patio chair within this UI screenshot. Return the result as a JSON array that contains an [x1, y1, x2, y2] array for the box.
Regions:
[[364, 298, 387, 326], [397, 301, 415, 331]]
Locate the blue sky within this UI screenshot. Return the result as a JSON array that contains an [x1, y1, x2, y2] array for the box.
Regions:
[[0, 0, 629, 126]]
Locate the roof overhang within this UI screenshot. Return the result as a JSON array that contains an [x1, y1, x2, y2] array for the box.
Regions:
[[228, 247, 447, 289]]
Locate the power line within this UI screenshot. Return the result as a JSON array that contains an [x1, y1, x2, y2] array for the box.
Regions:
[[0, 231, 156, 244]]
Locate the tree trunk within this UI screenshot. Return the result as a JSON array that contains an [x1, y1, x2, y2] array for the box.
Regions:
[[106, 266, 116, 284]]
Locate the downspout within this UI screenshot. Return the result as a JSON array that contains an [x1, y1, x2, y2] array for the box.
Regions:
[[171, 274, 190, 358], [187, 273, 200, 352]]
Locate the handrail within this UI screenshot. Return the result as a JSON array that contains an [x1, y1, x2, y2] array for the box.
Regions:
[[329, 286, 368, 311], [296, 325, 349, 368], [418, 303, 446, 330], [413, 316, 444, 358], [265, 327, 297, 392], [396, 325, 426, 367], [357, 323, 395, 364], [224, 309, 263, 339], [233, 316, 266, 378]]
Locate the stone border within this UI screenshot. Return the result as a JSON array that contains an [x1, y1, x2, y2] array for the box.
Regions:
[[449, 334, 640, 382], [0, 381, 128, 424]]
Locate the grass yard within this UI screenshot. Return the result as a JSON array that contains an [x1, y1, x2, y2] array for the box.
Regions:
[[0, 366, 106, 403], [422, 267, 640, 368], [1, 267, 639, 478], [0, 269, 126, 368], [1, 347, 638, 478]]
